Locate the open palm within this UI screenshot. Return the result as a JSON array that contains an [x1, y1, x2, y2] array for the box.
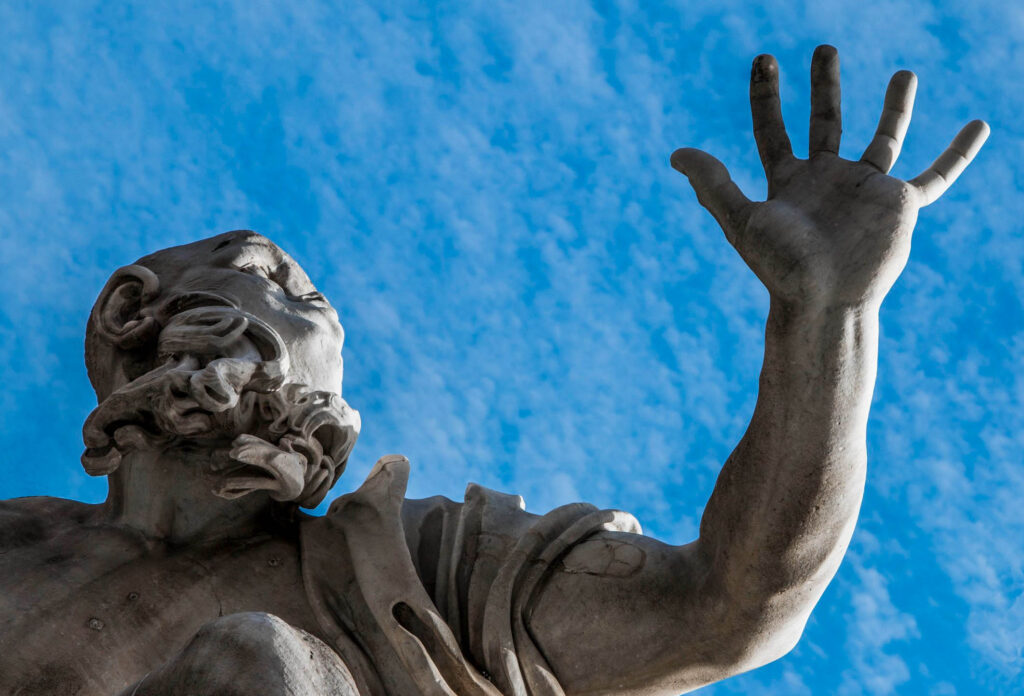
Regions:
[[672, 46, 988, 308]]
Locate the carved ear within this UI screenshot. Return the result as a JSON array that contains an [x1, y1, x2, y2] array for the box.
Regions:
[[91, 264, 161, 349]]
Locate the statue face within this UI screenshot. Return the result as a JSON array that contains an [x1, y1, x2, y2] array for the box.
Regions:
[[82, 231, 360, 507], [150, 231, 346, 396]]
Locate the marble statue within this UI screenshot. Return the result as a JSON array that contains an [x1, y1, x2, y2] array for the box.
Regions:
[[0, 46, 988, 695]]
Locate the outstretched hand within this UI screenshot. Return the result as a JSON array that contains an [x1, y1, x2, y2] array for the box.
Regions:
[[672, 45, 988, 309]]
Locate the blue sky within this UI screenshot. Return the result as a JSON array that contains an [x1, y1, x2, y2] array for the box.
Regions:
[[0, 1, 1021, 694]]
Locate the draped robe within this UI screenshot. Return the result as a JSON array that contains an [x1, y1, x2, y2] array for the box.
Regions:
[[301, 456, 641, 695]]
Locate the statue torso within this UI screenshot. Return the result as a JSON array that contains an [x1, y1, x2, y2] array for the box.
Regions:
[[0, 465, 633, 696], [0, 497, 323, 696]]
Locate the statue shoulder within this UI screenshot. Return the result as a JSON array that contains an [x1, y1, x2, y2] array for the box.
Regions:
[[0, 496, 102, 551], [399, 486, 539, 564]]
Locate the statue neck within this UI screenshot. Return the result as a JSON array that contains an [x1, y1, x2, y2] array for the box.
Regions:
[[103, 447, 289, 545]]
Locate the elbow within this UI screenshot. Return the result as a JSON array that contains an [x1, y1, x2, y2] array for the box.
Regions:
[[714, 610, 810, 678], [737, 614, 807, 670], [704, 577, 821, 678]]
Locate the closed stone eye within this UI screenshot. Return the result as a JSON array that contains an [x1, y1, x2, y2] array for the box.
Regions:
[[239, 264, 326, 306], [238, 264, 275, 282], [290, 291, 328, 305]]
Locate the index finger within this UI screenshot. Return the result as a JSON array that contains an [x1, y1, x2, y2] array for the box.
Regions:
[[750, 54, 794, 182]]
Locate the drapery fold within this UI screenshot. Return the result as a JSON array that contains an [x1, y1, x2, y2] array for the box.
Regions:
[[301, 456, 639, 695]]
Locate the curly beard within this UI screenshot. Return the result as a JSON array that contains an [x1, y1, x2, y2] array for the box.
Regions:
[[81, 306, 360, 509]]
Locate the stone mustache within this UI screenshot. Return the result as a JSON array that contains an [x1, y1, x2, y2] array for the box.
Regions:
[[0, 46, 987, 695]]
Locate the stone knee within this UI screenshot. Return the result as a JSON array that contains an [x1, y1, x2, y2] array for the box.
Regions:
[[129, 612, 357, 695]]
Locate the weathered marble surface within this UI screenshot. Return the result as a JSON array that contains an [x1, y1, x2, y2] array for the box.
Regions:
[[0, 46, 986, 695]]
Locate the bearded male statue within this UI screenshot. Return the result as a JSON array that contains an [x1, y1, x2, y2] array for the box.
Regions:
[[0, 47, 988, 695]]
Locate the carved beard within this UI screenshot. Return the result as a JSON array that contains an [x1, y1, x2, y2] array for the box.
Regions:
[[81, 306, 360, 509]]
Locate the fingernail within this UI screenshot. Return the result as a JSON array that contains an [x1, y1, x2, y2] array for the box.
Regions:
[[752, 55, 775, 81], [813, 44, 838, 60], [670, 150, 687, 172]]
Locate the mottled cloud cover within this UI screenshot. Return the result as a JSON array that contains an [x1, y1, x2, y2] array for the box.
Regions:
[[0, 1, 1020, 693]]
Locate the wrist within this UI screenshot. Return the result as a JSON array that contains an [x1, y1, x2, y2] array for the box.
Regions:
[[767, 295, 881, 330]]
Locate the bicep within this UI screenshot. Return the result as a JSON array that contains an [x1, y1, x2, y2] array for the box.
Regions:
[[527, 532, 751, 696]]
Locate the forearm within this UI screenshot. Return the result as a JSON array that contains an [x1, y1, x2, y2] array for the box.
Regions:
[[698, 296, 879, 610]]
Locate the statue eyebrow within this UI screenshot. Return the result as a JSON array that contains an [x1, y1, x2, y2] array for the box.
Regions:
[[218, 238, 285, 267], [212, 237, 315, 296]]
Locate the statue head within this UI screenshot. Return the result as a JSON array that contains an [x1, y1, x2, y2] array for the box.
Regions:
[[82, 231, 360, 509]]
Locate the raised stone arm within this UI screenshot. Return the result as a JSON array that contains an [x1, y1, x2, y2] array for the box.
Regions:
[[523, 46, 987, 695]]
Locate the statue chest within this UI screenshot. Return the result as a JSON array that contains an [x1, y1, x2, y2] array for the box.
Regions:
[[0, 525, 322, 695]]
